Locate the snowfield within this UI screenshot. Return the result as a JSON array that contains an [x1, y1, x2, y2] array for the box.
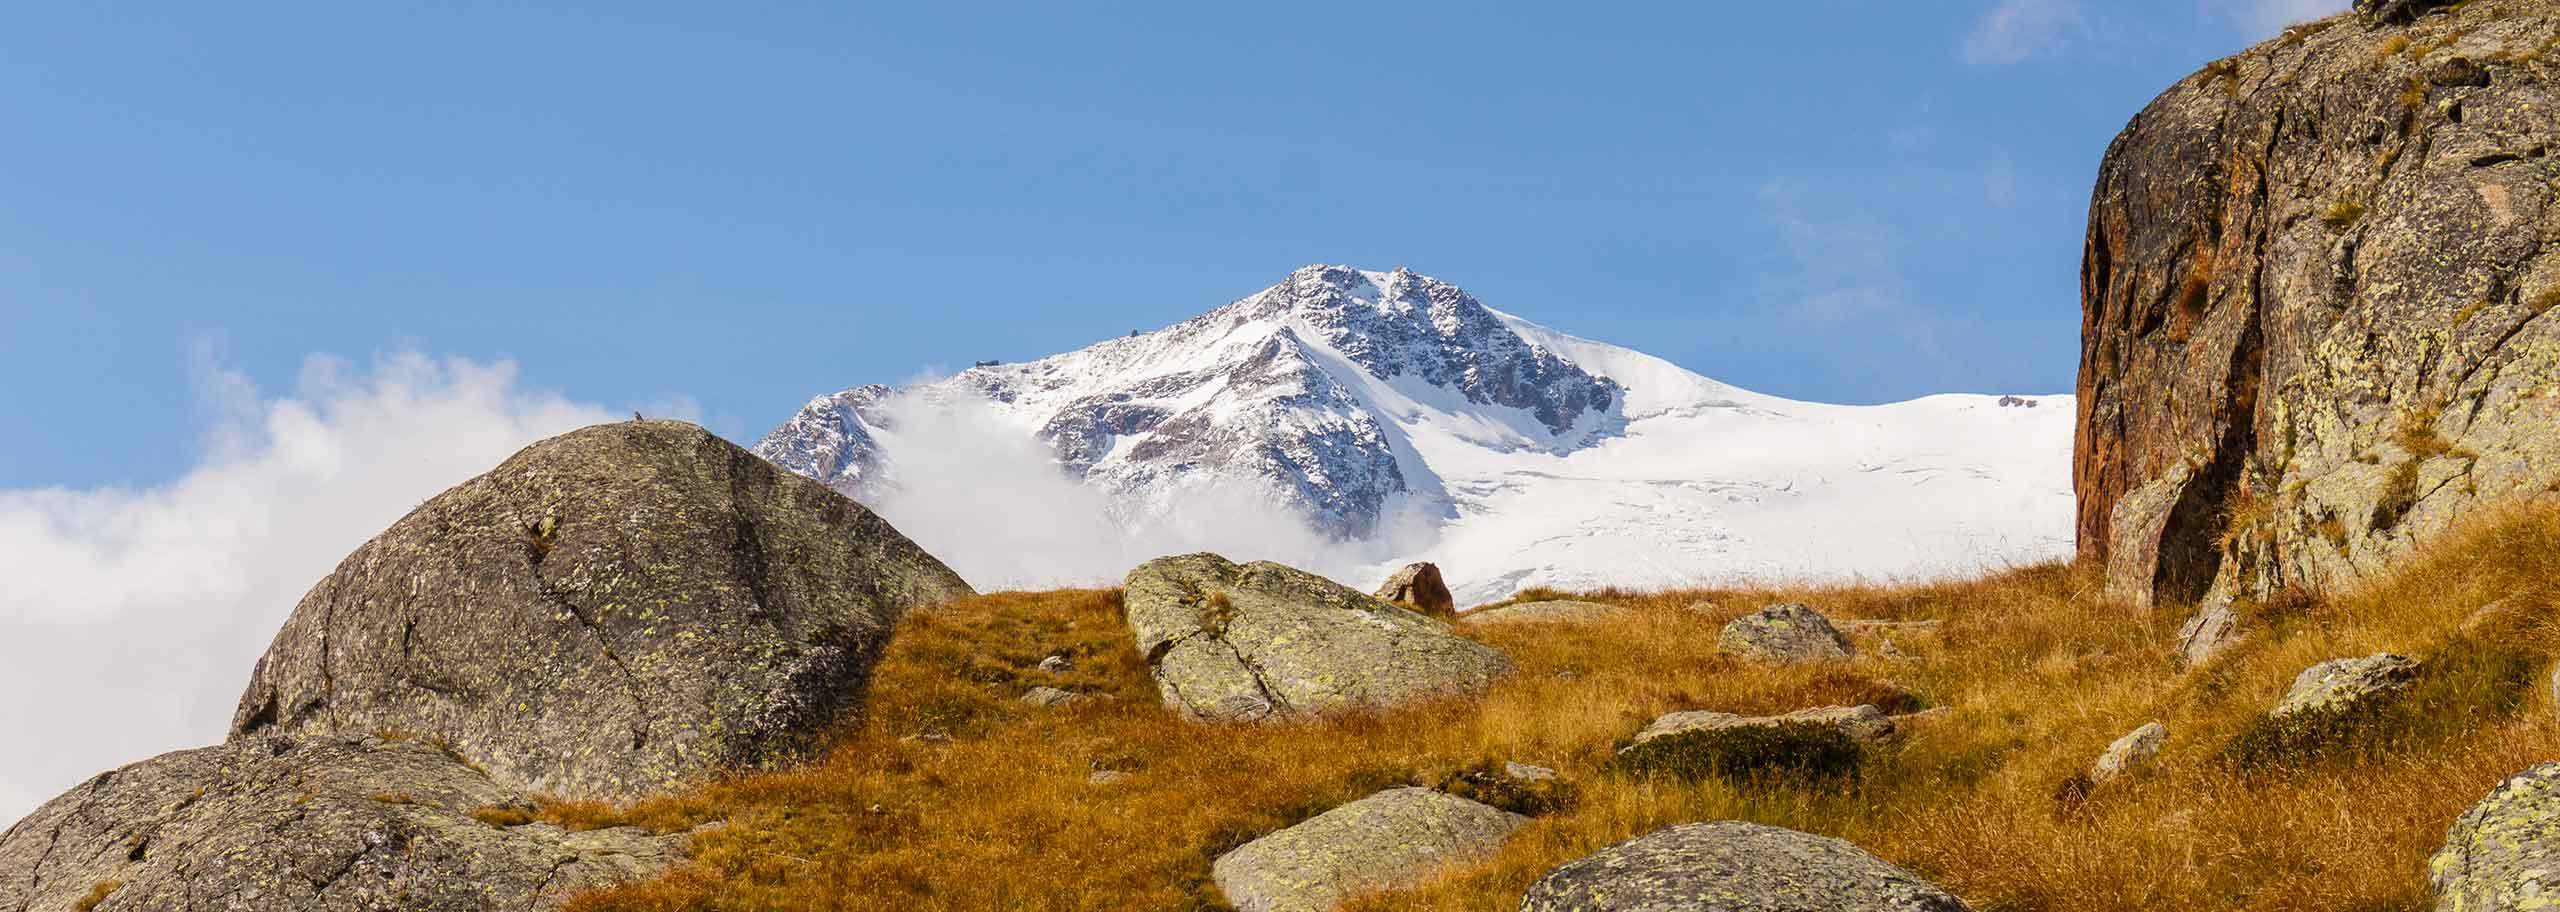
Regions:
[[757, 265, 2074, 605]]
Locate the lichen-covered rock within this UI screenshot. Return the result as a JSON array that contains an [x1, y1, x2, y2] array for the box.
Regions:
[[229, 420, 975, 802], [2090, 721, 2168, 786], [0, 735, 679, 912], [1372, 562, 1455, 618], [2274, 652, 2422, 719], [2077, 1, 2560, 610], [1518, 821, 1974, 912], [1719, 603, 1855, 664], [1615, 706, 1896, 782], [1211, 787, 1523, 912], [1122, 554, 1510, 722], [1463, 600, 1628, 626], [2430, 762, 2560, 910], [2356, 0, 2452, 25]]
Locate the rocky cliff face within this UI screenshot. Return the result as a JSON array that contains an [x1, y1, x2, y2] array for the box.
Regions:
[[2078, 0, 2560, 611]]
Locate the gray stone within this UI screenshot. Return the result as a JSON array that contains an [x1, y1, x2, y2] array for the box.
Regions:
[[1615, 706, 1896, 782], [2430, 762, 2560, 910], [1212, 787, 1523, 912], [1021, 686, 1087, 707], [1372, 562, 1455, 618], [1123, 553, 1511, 722], [228, 421, 974, 802], [2090, 722, 2168, 786], [1464, 600, 1628, 626], [2274, 652, 2422, 720], [2175, 601, 2242, 668], [1518, 821, 1974, 911], [1504, 761, 1558, 782], [1719, 603, 1855, 664], [2357, 0, 2450, 24], [1038, 654, 1072, 673], [1087, 770, 1130, 786], [0, 735, 679, 912]]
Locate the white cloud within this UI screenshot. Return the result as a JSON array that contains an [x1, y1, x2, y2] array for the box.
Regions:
[[2232, 0, 2351, 36], [856, 388, 1414, 592], [0, 353, 624, 825], [1961, 0, 2088, 65]]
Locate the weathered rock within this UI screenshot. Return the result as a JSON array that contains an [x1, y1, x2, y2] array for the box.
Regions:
[[1504, 761, 1559, 782], [2077, 1, 2560, 610], [1463, 600, 1628, 626], [2090, 721, 2168, 786], [2175, 601, 2242, 668], [1719, 603, 1855, 664], [1212, 787, 1523, 912], [2356, 0, 2451, 25], [1021, 686, 1087, 707], [1372, 562, 1455, 618], [1122, 554, 1511, 722], [1518, 821, 1974, 912], [1037, 653, 1072, 673], [229, 420, 975, 802], [2274, 652, 2422, 719], [2430, 762, 2560, 910], [1615, 706, 1895, 782], [0, 735, 679, 912]]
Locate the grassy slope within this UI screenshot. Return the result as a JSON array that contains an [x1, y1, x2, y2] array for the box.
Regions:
[[556, 506, 2560, 912]]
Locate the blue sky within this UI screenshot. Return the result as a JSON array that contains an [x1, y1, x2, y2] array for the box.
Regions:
[[0, 0, 2343, 488]]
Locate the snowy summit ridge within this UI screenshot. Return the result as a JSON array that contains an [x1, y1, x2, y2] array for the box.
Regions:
[[755, 264, 2075, 603]]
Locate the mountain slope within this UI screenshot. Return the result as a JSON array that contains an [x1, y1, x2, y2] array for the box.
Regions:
[[755, 265, 2074, 601]]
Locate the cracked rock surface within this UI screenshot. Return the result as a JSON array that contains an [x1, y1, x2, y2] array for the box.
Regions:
[[2432, 762, 2560, 911], [228, 420, 974, 802], [1518, 821, 1975, 912], [1122, 553, 1510, 722], [2077, 1, 2560, 611], [1212, 787, 1523, 912], [0, 734, 679, 912]]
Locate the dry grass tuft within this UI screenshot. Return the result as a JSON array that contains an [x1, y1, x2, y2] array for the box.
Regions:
[[2323, 197, 2368, 228], [560, 507, 2560, 912], [71, 880, 120, 912]]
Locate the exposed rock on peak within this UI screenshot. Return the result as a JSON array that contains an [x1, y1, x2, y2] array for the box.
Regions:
[[230, 420, 974, 801], [2077, 0, 2560, 611]]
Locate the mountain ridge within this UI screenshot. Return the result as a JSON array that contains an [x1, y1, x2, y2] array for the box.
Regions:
[[755, 264, 2075, 601]]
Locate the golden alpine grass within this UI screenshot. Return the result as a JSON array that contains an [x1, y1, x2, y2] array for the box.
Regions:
[[555, 504, 2560, 912]]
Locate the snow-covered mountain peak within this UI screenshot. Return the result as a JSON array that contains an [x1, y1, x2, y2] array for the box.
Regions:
[[753, 264, 2076, 601]]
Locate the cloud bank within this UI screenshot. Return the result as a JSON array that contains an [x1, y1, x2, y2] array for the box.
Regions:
[[0, 353, 622, 825], [856, 388, 1414, 592]]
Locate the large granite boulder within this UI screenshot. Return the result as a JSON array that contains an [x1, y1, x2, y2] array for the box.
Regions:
[[1211, 787, 1523, 912], [2076, 0, 2560, 611], [1372, 562, 1455, 618], [1122, 554, 1510, 722], [229, 420, 974, 801], [1719, 603, 1855, 664], [2432, 762, 2560, 910], [0, 735, 679, 912], [1518, 821, 1974, 911]]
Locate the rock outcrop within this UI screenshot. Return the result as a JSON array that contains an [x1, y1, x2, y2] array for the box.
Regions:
[[1211, 787, 1523, 912], [1122, 554, 1510, 722], [229, 420, 974, 802], [2077, 1, 2560, 614], [1518, 821, 1974, 912], [0, 735, 679, 912], [2273, 652, 2422, 720], [2432, 762, 2560, 910], [1373, 562, 1455, 618], [1719, 603, 1855, 664]]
